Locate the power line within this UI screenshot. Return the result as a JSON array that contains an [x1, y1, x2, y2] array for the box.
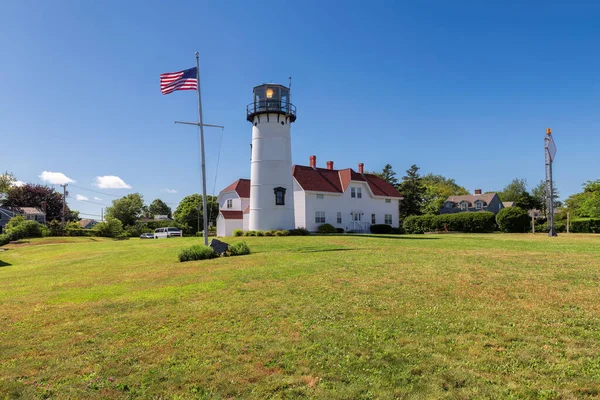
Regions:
[[66, 196, 110, 207]]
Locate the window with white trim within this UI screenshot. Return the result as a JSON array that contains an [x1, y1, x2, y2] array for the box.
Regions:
[[226, 199, 233, 209], [384, 214, 393, 225], [357, 187, 362, 198], [337, 212, 342, 224], [371, 213, 376, 224], [475, 201, 482, 210], [315, 211, 326, 224], [351, 187, 356, 198], [385, 199, 391, 203], [274, 187, 286, 206], [460, 201, 469, 211], [316, 194, 324, 199]]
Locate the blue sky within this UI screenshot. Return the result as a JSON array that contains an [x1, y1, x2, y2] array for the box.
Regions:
[[2, 1, 599, 219]]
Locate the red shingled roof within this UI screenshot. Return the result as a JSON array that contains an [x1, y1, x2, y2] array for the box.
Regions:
[[293, 166, 402, 198], [220, 210, 243, 220], [220, 179, 250, 198]]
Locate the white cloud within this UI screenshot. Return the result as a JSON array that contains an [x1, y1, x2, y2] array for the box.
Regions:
[[164, 188, 177, 193], [95, 176, 132, 189], [93, 196, 103, 201], [13, 180, 25, 187], [76, 194, 89, 201], [39, 171, 75, 185]]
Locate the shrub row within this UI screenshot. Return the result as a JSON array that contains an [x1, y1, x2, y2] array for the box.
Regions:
[[0, 218, 48, 245], [232, 228, 310, 237], [570, 218, 600, 233], [318, 223, 336, 234], [179, 241, 251, 262], [178, 245, 218, 262], [370, 224, 392, 234], [496, 207, 531, 233], [404, 212, 496, 234]]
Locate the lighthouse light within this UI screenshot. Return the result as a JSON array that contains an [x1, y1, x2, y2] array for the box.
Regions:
[[266, 88, 274, 98]]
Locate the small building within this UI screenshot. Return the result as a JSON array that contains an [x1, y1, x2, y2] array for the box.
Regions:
[[216, 157, 403, 235], [79, 219, 98, 229], [0, 206, 46, 233], [441, 190, 504, 215], [215, 179, 250, 237]]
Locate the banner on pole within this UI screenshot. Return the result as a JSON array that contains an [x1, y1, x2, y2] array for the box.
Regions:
[[547, 136, 557, 162]]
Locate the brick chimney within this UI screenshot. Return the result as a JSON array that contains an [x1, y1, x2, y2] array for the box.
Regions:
[[474, 189, 482, 195], [310, 155, 316, 169], [358, 163, 364, 174], [41, 201, 47, 215], [326, 161, 334, 170]]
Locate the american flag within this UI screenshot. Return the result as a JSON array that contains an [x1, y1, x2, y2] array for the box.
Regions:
[[160, 67, 198, 95]]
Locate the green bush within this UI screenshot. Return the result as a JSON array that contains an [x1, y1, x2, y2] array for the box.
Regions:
[[289, 228, 310, 236], [229, 241, 251, 256], [64, 221, 88, 237], [370, 224, 392, 234], [335, 228, 345, 234], [318, 223, 336, 234], [391, 227, 404, 234], [46, 220, 63, 236], [264, 230, 276, 236], [570, 218, 600, 233], [244, 230, 257, 237], [275, 230, 289, 236], [404, 212, 496, 234], [94, 217, 125, 238], [178, 245, 217, 262], [256, 230, 265, 236], [233, 229, 244, 237], [496, 207, 530, 233], [5, 218, 47, 240], [0, 234, 10, 246]]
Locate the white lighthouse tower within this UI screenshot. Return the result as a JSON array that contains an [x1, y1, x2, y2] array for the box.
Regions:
[[246, 84, 297, 231]]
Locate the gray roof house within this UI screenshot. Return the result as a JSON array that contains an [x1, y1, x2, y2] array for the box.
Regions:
[[441, 190, 504, 215], [0, 207, 47, 233], [79, 219, 98, 229]]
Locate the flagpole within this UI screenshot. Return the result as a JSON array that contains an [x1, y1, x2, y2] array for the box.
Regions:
[[196, 52, 209, 246]]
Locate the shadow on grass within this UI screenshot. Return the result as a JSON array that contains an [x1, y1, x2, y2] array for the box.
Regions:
[[298, 248, 361, 253], [0, 260, 11, 267], [321, 234, 440, 240]]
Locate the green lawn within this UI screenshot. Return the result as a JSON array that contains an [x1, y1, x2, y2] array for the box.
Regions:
[[1, 234, 600, 399]]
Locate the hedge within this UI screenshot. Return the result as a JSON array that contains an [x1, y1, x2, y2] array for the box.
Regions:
[[318, 223, 336, 234], [496, 207, 530, 233], [229, 241, 251, 256], [404, 212, 496, 234], [178, 245, 217, 262], [570, 218, 600, 233], [370, 224, 392, 234]]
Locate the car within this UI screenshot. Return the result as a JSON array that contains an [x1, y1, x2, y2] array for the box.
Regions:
[[139, 233, 154, 239], [154, 227, 183, 238]]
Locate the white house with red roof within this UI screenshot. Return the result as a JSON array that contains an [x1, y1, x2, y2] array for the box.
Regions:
[[216, 156, 402, 235], [215, 179, 250, 237], [216, 82, 402, 235]]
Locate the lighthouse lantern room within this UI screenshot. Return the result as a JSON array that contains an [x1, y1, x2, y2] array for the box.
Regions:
[[246, 83, 297, 231]]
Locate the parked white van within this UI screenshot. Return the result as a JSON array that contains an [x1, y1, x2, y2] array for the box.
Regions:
[[154, 227, 183, 239]]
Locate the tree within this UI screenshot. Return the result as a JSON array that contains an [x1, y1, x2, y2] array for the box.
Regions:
[[564, 180, 600, 218], [498, 178, 528, 202], [3, 183, 69, 222], [531, 180, 560, 217], [376, 164, 399, 187], [0, 172, 16, 199], [105, 193, 145, 227], [148, 199, 172, 218], [420, 174, 469, 214], [174, 194, 219, 234], [398, 165, 426, 219]]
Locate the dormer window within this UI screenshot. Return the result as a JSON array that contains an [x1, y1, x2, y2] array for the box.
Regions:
[[445, 202, 453, 209], [460, 201, 469, 210], [226, 199, 233, 209], [274, 187, 286, 206], [475, 200, 483, 210]]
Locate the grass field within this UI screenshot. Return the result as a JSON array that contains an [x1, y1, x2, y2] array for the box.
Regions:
[[1, 234, 600, 399]]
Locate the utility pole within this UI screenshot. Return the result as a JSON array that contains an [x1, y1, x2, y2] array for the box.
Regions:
[[545, 128, 557, 237], [60, 183, 68, 231], [101, 208, 104, 222]]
